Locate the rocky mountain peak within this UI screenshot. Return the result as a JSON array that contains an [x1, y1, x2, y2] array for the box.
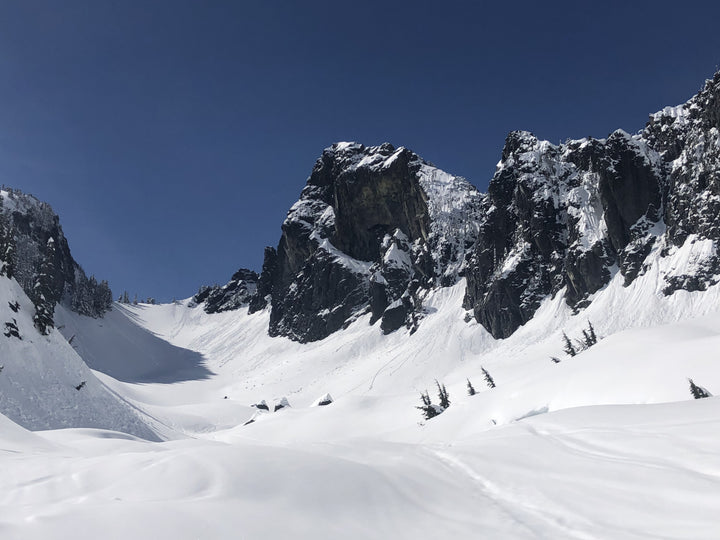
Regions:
[[196, 69, 720, 344], [464, 70, 720, 338], [198, 141, 483, 342]]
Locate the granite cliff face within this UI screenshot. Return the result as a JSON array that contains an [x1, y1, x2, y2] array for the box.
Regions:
[[197, 142, 483, 342], [462, 129, 664, 337], [197, 71, 720, 342], [463, 71, 720, 338], [263, 142, 483, 342]]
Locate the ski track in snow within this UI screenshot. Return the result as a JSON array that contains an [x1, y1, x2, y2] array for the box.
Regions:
[[432, 449, 597, 540]]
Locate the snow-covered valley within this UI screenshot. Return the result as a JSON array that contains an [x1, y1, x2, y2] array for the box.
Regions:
[[5, 68, 720, 540], [4, 266, 720, 538]]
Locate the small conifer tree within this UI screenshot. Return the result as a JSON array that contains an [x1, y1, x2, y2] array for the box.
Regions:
[[689, 378, 712, 399], [481, 366, 496, 389], [416, 390, 441, 420], [467, 378, 476, 396], [562, 332, 577, 357], [587, 321, 598, 344], [581, 320, 598, 348], [436, 380, 450, 409]]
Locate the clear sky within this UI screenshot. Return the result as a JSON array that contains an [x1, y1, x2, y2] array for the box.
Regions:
[[1, 1, 719, 301]]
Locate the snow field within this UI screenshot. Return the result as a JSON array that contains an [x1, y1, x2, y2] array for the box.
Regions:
[[5, 236, 720, 537]]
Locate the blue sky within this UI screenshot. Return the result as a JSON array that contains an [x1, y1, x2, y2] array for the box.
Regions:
[[1, 1, 719, 301]]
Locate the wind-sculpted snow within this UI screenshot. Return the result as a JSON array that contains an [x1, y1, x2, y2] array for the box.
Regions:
[[4, 400, 720, 540]]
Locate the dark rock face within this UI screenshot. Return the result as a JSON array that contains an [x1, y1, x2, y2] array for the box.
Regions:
[[248, 247, 277, 314], [647, 72, 720, 246], [329, 146, 430, 262], [464, 71, 720, 337], [267, 144, 422, 342], [193, 268, 259, 314], [0, 189, 112, 319], [201, 70, 720, 343], [463, 128, 664, 336], [268, 247, 369, 341], [258, 142, 483, 342]]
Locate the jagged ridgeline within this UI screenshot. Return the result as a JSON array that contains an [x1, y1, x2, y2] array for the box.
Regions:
[[0, 188, 112, 320], [196, 71, 720, 342], [194, 142, 484, 342]]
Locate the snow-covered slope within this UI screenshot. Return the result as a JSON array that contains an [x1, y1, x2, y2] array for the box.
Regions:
[[5, 206, 720, 538], [4, 290, 720, 538], [0, 275, 158, 440]]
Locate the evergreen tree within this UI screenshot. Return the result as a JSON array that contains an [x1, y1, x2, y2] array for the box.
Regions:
[[467, 378, 476, 396], [0, 202, 16, 279], [71, 273, 92, 315], [4, 319, 20, 339], [32, 237, 56, 335], [587, 321, 598, 345], [482, 366, 496, 389], [581, 320, 598, 348], [435, 380, 450, 409], [416, 390, 441, 420], [99, 280, 113, 311], [562, 332, 577, 357], [689, 378, 712, 399]]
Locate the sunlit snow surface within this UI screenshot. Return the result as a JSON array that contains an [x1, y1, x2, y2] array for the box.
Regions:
[[4, 262, 720, 537]]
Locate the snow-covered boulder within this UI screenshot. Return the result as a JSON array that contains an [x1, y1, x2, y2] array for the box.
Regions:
[[312, 393, 333, 407], [273, 397, 291, 412]]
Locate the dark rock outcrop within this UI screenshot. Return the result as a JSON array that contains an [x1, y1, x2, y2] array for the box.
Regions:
[[199, 70, 720, 343], [193, 268, 259, 314], [0, 188, 112, 319], [464, 71, 720, 337], [248, 247, 277, 314], [463, 129, 664, 336], [256, 142, 483, 342]]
